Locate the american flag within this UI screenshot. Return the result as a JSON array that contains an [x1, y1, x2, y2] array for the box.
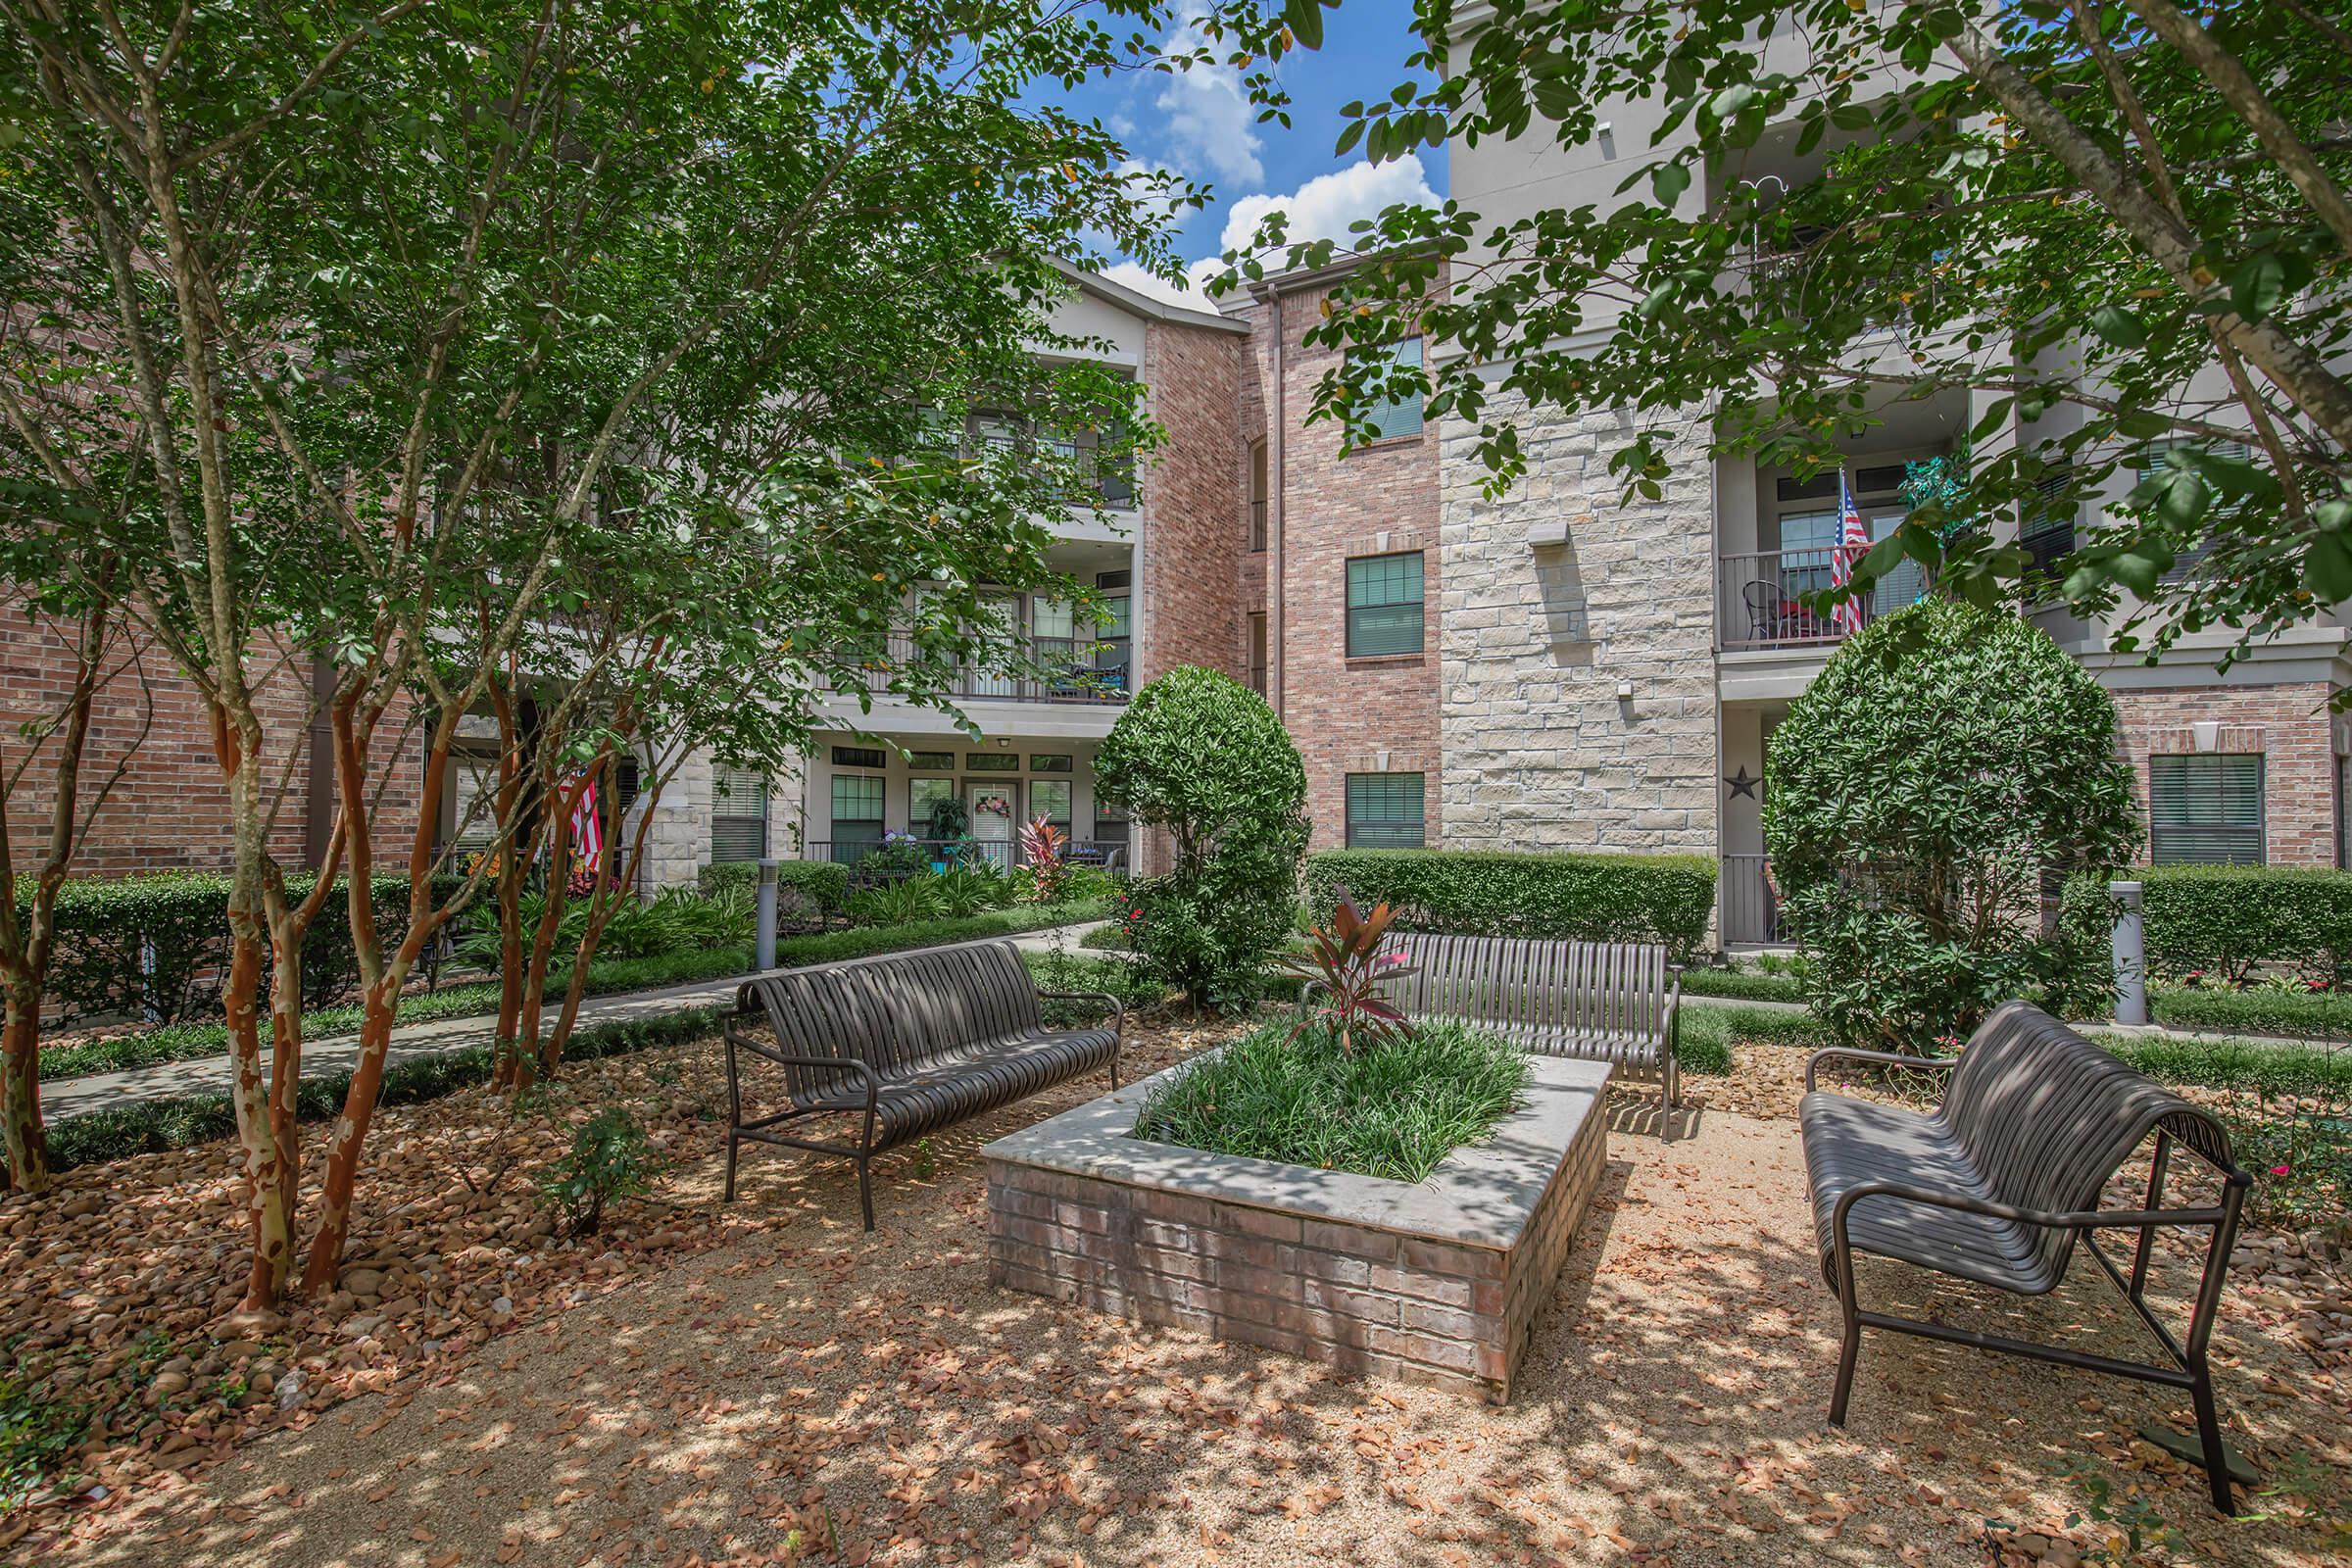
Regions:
[[1829, 468, 1872, 635], [568, 775, 604, 873]]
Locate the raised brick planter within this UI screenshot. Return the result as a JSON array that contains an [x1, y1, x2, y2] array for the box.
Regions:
[[982, 1054, 1610, 1401]]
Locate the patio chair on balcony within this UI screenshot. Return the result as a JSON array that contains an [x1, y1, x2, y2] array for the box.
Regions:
[[1741, 580, 1783, 644]]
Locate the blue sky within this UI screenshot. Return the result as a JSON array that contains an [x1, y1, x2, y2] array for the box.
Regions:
[[1055, 1, 1446, 307]]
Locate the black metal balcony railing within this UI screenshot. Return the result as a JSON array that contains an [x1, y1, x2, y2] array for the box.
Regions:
[[1720, 547, 1871, 651], [835, 633, 1129, 706], [800, 836, 1127, 879]]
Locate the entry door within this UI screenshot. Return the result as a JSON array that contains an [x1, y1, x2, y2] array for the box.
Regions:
[[967, 781, 1017, 872]]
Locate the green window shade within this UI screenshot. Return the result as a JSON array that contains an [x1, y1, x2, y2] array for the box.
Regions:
[[1347, 552, 1425, 657], [966, 752, 1020, 772], [1030, 779, 1072, 827], [906, 750, 955, 772], [1346, 773, 1426, 849], [2149, 754, 2264, 865], [1361, 337, 1424, 441], [711, 766, 768, 863], [829, 773, 884, 858]]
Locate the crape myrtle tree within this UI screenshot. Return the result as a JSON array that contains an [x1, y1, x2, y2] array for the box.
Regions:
[[1095, 666, 1310, 1011], [0, 530, 147, 1195], [1763, 599, 2140, 1052], [0, 0, 1218, 1302], [1209, 0, 2352, 682]]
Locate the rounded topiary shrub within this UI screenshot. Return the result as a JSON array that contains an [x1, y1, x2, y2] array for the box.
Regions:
[[1095, 665, 1309, 1010], [1762, 599, 2139, 1051]]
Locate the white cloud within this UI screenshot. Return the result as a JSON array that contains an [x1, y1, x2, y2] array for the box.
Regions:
[[1101, 261, 1202, 310], [1155, 5, 1263, 186], [1213, 153, 1440, 264]]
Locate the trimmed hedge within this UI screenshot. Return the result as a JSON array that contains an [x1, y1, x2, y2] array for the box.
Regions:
[[2148, 984, 2352, 1042], [765, 899, 1106, 969], [32, 870, 465, 1028], [1304, 849, 1716, 960], [48, 1004, 724, 1173], [2140, 863, 2352, 984], [699, 858, 851, 911], [1679, 967, 1806, 1004], [2089, 1031, 2352, 1098], [41, 943, 758, 1082]]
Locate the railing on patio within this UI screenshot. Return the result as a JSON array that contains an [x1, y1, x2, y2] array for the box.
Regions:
[[1719, 548, 1869, 651], [835, 633, 1129, 706], [1721, 854, 1782, 946], [800, 837, 1127, 880]]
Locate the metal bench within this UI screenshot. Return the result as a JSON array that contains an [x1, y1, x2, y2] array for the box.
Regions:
[[1801, 1001, 2251, 1511], [723, 940, 1122, 1229], [1367, 931, 1682, 1125]]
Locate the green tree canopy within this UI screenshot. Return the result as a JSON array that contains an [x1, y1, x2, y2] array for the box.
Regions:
[[1212, 0, 2352, 687], [1763, 599, 2141, 1050]]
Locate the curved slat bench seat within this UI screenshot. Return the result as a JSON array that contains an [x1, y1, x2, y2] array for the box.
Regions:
[[722, 939, 1121, 1229], [1800, 1001, 2251, 1512], [1359, 931, 1681, 1129]]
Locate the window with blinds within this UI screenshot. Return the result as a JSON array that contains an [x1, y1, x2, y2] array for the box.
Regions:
[[450, 757, 502, 852], [2148, 754, 2264, 865], [1347, 552, 1424, 658], [2138, 441, 2251, 585], [1030, 779, 1072, 829], [710, 766, 769, 863], [1346, 773, 1426, 849], [1357, 337, 1424, 442]]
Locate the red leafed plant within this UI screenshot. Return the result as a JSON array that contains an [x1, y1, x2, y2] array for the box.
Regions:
[[1281, 888, 1418, 1054], [1020, 814, 1068, 905]]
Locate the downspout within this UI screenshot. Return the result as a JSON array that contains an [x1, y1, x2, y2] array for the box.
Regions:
[[1267, 288, 1286, 720]]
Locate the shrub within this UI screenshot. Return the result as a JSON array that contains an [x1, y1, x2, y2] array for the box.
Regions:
[[1280, 889, 1414, 1054], [1023, 947, 1168, 1022], [1764, 600, 2139, 1051], [1302, 848, 1716, 960], [699, 858, 851, 915], [1130, 1018, 1529, 1182], [846, 877, 945, 927], [2139, 863, 2352, 986], [1020, 815, 1070, 905], [1678, 966, 1806, 1004], [2148, 984, 2352, 1040], [929, 864, 1012, 918], [1094, 666, 1309, 1011], [536, 1107, 665, 1237], [34, 870, 464, 1026]]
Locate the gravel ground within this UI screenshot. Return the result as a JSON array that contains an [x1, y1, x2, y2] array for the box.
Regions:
[[40, 1039, 2351, 1568]]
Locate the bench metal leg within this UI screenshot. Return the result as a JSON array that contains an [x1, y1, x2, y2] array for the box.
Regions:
[[2190, 1366, 2232, 1514], [857, 1152, 875, 1232], [1829, 1243, 1862, 1427], [723, 1128, 740, 1204]]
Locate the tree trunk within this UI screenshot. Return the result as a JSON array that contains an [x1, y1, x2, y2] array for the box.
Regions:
[[224, 924, 295, 1306], [0, 994, 48, 1195], [299, 962, 410, 1298]]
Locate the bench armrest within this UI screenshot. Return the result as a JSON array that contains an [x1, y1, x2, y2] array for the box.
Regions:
[[1036, 989, 1125, 1079], [1804, 1046, 1959, 1095], [723, 1018, 879, 1107]]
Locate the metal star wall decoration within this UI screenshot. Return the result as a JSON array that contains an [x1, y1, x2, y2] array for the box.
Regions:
[[1725, 764, 1761, 800]]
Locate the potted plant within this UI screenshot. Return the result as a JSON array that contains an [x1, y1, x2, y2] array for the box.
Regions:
[[924, 797, 971, 871]]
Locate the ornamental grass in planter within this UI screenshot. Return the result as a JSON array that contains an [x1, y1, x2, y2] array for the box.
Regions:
[[1127, 1017, 1531, 1183]]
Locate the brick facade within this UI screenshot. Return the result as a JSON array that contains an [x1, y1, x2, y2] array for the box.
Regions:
[[2108, 680, 2340, 866], [1241, 277, 1445, 854], [0, 613, 421, 879]]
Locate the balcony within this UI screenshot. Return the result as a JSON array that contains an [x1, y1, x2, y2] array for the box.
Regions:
[[1719, 547, 1926, 652], [836, 632, 1130, 707]]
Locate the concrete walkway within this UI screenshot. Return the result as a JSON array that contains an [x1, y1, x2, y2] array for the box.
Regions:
[[44, 920, 1112, 1125]]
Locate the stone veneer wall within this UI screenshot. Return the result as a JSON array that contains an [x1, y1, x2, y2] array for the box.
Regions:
[[2108, 680, 2341, 865], [1438, 395, 1718, 855]]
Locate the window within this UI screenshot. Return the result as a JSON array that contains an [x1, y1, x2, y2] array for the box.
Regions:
[[828, 773, 884, 858], [1094, 794, 1129, 851], [450, 756, 503, 852], [1030, 779, 1072, 831], [1249, 438, 1269, 550], [1029, 753, 1073, 773], [965, 751, 1020, 772], [1248, 611, 1268, 696], [2137, 442, 2252, 585], [1346, 773, 1426, 849], [1347, 552, 1425, 658], [2022, 465, 2077, 582], [2149, 754, 2265, 865], [712, 766, 769, 863], [831, 744, 886, 769], [906, 750, 955, 772], [1358, 337, 1424, 442], [907, 776, 956, 834]]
